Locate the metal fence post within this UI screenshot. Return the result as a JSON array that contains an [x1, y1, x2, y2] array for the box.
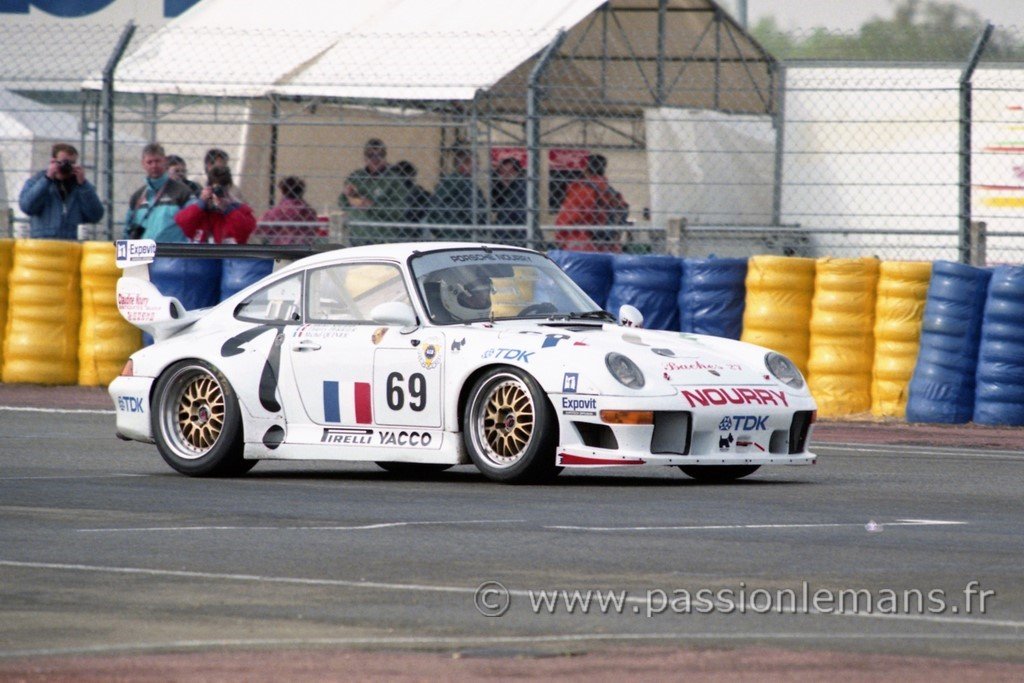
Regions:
[[268, 95, 279, 208], [470, 94, 481, 226], [771, 62, 787, 227], [958, 23, 993, 264], [526, 30, 566, 249], [101, 21, 136, 240]]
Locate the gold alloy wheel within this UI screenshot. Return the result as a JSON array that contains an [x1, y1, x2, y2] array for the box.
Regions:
[[161, 365, 226, 460], [474, 376, 536, 467]]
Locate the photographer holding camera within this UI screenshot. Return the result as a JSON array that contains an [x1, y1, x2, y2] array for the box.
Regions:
[[18, 143, 104, 240], [174, 166, 256, 244]]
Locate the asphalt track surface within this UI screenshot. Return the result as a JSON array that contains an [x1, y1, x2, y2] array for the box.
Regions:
[[1, 386, 1023, 679]]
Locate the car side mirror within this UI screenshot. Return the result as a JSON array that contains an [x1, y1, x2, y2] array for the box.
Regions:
[[618, 304, 644, 329], [370, 301, 418, 331]]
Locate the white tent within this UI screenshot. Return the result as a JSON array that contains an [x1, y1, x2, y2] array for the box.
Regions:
[[87, 0, 602, 100], [90, 0, 774, 114]]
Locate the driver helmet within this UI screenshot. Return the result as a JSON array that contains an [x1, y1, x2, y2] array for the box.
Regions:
[[436, 267, 493, 321]]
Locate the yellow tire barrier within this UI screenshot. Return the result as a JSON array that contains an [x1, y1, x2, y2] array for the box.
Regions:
[[79, 242, 142, 386], [741, 256, 816, 376], [2, 240, 82, 385], [871, 261, 932, 418], [0, 239, 13, 369], [807, 257, 880, 418]]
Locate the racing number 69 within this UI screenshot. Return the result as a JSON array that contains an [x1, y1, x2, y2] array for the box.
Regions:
[[386, 372, 427, 412]]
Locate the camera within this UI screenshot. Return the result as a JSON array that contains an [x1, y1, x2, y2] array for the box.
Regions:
[[211, 185, 225, 198], [58, 159, 74, 174]]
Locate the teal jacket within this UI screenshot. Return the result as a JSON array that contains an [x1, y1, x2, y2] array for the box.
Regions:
[[123, 175, 192, 242]]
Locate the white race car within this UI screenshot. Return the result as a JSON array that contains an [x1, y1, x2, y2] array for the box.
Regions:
[[109, 241, 816, 483]]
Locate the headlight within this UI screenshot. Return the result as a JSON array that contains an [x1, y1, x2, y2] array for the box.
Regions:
[[605, 352, 645, 389], [765, 352, 804, 389]]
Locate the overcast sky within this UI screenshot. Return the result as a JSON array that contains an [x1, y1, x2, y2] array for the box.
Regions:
[[732, 0, 1020, 31]]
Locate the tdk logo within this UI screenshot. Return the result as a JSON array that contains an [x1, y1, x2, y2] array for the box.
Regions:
[[563, 373, 579, 393], [482, 348, 533, 363], [718, 415, 769, 431], [117, 396, 145, 413]]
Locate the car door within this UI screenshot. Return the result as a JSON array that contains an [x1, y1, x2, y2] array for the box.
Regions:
[[286, 260, 441, 443]]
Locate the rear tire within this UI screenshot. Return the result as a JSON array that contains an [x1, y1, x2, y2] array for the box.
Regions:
[[678, 465, 759, 483], [151, 360, 254, 477], [463, 367, 559, 483]]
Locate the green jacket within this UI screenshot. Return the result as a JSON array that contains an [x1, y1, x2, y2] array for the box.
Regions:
[[338, 167, 408, 224]]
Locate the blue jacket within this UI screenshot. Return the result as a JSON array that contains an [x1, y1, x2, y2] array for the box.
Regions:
[[18, 171, 104, 240], [124, 175, 192, 243]]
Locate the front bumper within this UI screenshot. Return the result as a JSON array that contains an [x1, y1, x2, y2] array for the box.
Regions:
[[554, 392, 817, 468], [109, 375, 155, 442]]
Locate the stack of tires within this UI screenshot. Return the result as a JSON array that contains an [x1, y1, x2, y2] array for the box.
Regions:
[[2, 240, 82, 384]]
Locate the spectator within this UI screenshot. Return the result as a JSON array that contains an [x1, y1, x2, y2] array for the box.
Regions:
[[424, 147, 486, 241], [490, 157, 527, 244], [18, 143, 104, 240], [202, 147, 247, 203], [124, 142, 192, 242], [338, 138, 408, 244], [393, 160, 432, 225], [175, 166, 256, 244], [166, 154, 202, 197], [554, 153, 629, 252], [204, 148, 229, 174], [255, 176, 321, 245]]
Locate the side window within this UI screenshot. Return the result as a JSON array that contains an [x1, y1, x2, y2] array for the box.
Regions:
[[307, 263, 412, 323], [234, 272, 303, 323]]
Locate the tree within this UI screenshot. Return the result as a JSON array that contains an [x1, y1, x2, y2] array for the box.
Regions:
[[751, 0, 1023, 61]]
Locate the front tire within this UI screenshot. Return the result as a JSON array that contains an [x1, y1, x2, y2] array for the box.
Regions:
[[463, 367, 559, 483], [151, 360, 254, 477], [679, 465, 760, 483]]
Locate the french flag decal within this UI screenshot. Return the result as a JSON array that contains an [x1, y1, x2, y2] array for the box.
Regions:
[[323, 381, 373, 424]]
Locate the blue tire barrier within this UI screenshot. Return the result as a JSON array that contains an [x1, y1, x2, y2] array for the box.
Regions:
[[906, 261, 991, 424], [145, 257, 223, 346], [606, 254, 682, 331], [973, 265, 1024, 425], [150, 257, 223, 311], [678, 257, 747, 339], [547, 250, 614, 309], [221, 258, 274, 301]]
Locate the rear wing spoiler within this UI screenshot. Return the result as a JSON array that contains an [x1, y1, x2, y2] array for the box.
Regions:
[[113, 239, 338, 341]]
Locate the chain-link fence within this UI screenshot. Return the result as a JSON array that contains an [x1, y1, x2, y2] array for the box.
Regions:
[[1, 7, 1021, 264]]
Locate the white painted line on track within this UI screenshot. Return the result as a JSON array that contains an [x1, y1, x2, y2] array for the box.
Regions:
[[816, 443, 1024, 459], [4, 631, 1023, 659], [77, 519, 523, 533], [0, 405, 114, 415], [0, 474, 147, 481], [74, 519, 967, 534], [544, 519, 967, 532], [3, 558, 1020, 634], [0, 559, 484, 595]]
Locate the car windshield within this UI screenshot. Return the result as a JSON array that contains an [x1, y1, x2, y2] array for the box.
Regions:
[[409, 248, 601, 324]]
